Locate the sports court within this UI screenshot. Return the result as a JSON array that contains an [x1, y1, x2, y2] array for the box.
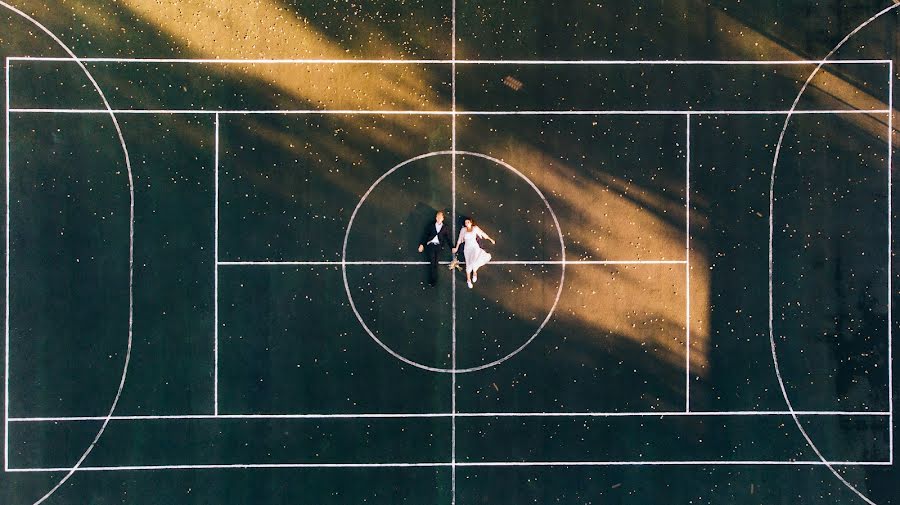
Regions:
[[0, 1, 897, 503]]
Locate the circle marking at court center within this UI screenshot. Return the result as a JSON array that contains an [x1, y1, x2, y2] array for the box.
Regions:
[[342, 150, 566, 373]]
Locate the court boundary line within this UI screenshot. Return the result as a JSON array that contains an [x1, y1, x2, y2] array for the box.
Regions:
[[3, 56, 10, 474], [450, 0, 458, 501], [7, 109, 893, 116], [6, 57, 892, 64], [5, 460, 892, 473], [3, 56, 892, 478], [888, 59, 894, 465], [7, 410, 891, 422]]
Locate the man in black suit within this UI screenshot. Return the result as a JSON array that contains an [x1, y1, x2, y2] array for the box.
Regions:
[[417, 210, 453, 286]]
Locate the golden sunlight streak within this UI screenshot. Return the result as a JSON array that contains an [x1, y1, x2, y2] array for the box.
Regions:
[[478, 142, 711, 378], [119, 0, 447, 112]]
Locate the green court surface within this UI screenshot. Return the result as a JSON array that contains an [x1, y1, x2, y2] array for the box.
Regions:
[[0, 1, 897, 503]]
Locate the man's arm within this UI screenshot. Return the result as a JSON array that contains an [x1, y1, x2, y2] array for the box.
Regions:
[[439, 224, 453, 246], [419, 224, 432, 245], [418, 224, 430, 253]]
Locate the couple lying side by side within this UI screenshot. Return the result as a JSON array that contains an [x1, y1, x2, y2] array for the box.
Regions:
[[417, 211, 496, 289]]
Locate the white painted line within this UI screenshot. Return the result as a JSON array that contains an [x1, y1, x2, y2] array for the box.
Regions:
[[7, 57, 455, 64], [451, 0, 458, 500], [685, 113, 691, 413], [10, 413, 454, 422], [6, 56, 890, 64], [885, 51, 896, 466], [4, 56, 10, 474], [213, 113, 219, 417], [4, 460, 891, 473], [452, 260, 680, 265], [218, 260, 684, 266], [766, 5, 899, 504], [468, 110, 892, 115], [8, 410, 889, 422], [8, 108, 893, 116], [455, 460, 893, 467], [7, 463, 453, 472], [454, 410, 892, 417], [221, 260, 434, 266], [9, 109, 456, 115]]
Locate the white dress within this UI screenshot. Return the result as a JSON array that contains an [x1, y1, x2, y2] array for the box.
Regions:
[[458, 226, 492, 273]]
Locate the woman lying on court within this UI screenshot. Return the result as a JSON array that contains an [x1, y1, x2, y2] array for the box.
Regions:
[[452, 217, 496, 289]]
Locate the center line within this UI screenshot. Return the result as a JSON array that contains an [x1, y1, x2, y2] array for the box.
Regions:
[[450, 0, 458, 503]]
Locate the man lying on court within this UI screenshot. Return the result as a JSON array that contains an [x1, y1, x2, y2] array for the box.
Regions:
[[417, 210, 453, 286]]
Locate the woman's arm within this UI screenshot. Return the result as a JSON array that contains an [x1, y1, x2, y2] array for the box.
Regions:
[[476, 226, 496, 244]]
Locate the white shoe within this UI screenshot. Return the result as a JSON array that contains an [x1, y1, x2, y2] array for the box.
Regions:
[[467, 280, 473, 289], [472, 273, 477, 283]]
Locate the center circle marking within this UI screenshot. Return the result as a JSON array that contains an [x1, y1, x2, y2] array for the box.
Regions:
[[341, 150, 566, 373]]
